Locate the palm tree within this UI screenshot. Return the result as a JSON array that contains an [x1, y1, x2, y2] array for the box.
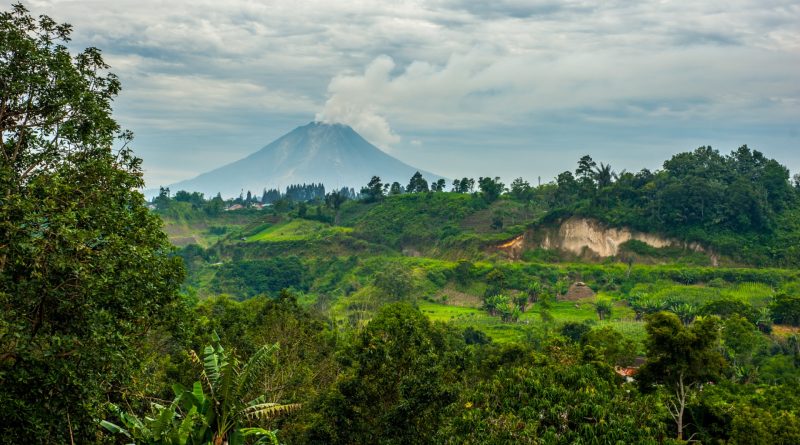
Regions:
[[593, 162, 614, 188]]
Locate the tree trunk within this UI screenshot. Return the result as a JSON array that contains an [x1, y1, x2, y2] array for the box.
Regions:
[[667, 372, 691, 441]]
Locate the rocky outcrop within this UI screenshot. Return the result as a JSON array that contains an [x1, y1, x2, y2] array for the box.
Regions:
[[498, 217, 716, 264], [497, 234, 525, 258]]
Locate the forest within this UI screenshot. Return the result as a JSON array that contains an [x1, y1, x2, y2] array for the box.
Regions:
[[3, 4, 800, 444]]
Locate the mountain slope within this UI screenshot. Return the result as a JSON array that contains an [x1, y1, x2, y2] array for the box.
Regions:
[[168, 122, 444, 197]]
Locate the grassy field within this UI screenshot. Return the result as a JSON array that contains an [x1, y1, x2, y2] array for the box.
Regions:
[[414, 276, 784, 349], [163, 219, 233, 247], [162, 207, 792, 355], [161, 211, 265, 247], [246, 219, 352, 242], [418, 298, 646, 346], [629, 281, 775, 307]]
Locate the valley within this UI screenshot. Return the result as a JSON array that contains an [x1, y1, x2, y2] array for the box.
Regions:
[[6, 2, 800, 443], [164, 193, 796, 348]]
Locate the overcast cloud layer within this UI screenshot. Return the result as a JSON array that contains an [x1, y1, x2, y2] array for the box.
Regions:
[[23, 0, 800, 187]]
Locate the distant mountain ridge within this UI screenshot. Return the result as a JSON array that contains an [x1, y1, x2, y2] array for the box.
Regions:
[[166, 122, 444, 198]]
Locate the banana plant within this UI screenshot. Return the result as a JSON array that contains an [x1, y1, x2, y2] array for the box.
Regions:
[[102, 332, 299, 444]]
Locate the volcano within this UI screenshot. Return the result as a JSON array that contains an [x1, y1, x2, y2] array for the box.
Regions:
[[166, 122, 443, 198]]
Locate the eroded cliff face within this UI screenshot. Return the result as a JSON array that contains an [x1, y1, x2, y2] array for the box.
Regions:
[[542, 218, 676, 257], [499, 217, 715, 264]]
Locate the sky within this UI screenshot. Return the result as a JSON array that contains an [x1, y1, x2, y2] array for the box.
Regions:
[[21, 0, 800, 188]]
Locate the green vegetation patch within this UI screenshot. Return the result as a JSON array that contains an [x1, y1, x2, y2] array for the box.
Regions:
[[419, 298, 644, 345], [246, 219, 352, 242], [630, 281, 774, 306]]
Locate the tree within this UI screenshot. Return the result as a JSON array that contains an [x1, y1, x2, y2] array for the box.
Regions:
[[593, 162, 614, 188], [431, 178, 446, 192], [509, 177, 532, 200], [324, 190, 347, 224], [700, 298, 758, 324], [756, 307, 773, 333], [527, 281, 543, 303], [595, 299, 613, 320], [307, 304, 463, 444], [372, 263, 413, 301], [478, 176, 505, 202], [406, 171, 429, 193], [514, 293, 528, 312], [498, 298, 521, 322], [483, 294, 509, 317], [154, 186, 171, 209], [463, 326, 491, 345], [174, 189, 205, 209], [555, 170, 579, 205], [262, 188, 281, 204], [560, 321, 591, 343], [439, 349, 666, 443], [388, 181, 403, 195], [670, 302, 698, 325], [582, 326, 635, 367], [360, 175, 384, 202], [721, 315, 765, 376], [637, 313, 726, 440], [554, 278, 570, 297], [490, 213, 504, 230], [575, 155, 597, 182], [453, 259, 473, 284], [0, 4, 185, 442], [451, 177, 475, 193], [484, 294, 520, 322], [483, 268, 505, 299], [207, 192, 225, 216], [772, 294, 800, 326], [538, 292, 555, 325]]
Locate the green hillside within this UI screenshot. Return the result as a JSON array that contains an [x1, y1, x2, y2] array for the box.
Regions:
[[8, 4, 800, 443]]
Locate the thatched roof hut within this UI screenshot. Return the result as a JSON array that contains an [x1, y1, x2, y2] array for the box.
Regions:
[[560, 281, 596, 301]]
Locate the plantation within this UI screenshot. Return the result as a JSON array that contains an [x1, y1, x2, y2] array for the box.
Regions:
[[143, 164, 800, 443]]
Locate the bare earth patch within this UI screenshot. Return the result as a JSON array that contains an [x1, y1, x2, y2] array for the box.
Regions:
[[772, 325, 800, 337], [438, 287, 482, 308]]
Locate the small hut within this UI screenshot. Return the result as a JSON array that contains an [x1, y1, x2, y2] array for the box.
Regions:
[[560, 281, 595, 301]]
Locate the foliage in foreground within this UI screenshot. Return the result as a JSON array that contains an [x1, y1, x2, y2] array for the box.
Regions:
[[440, 349, 667, 444], [0, 4, 184, 443], [305, 303, 465, 444], [102, 333, 298, 444]]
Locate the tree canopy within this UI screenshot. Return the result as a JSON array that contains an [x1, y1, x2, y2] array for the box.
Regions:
[[0, 4, 184, 442]]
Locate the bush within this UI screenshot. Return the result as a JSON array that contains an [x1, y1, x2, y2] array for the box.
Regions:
[[772, 294, 800, 326], [560, 321, 592, 343], [211, 257, 306, 298], [700, 299, 758, 324]]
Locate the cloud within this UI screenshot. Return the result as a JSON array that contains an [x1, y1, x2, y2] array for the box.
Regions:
[[19, 0, 800, 185], [316, 56, 401, 148], [315, 44, 799, 134]]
